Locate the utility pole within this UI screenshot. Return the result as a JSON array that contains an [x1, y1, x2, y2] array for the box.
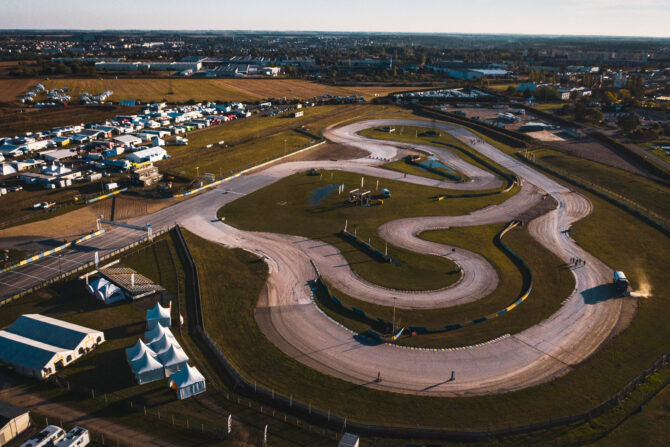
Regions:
[[195, 166, 199, 179], [284, 139, 287, 155], [392, 297, 397, 334]]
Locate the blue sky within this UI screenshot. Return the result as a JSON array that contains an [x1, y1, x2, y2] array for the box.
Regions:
[[1, 0, 668, 37]]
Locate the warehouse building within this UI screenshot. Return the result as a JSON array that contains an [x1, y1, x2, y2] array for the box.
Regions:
[[126, 147, 167, 163], [0, 330, 73, 379], [1, 314, 105, 376], [0, 401, 30, 446]]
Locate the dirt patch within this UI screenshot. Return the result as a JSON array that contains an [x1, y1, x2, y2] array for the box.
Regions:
[[289, 142, 368, 162], [546, 137, 645, 175], [0, 194, 177, 239], [517, 190, 558, 224]]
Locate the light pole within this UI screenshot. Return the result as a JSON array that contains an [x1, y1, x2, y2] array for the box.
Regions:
[[284, 139, 287, 155], [392, 296, 397, 334]]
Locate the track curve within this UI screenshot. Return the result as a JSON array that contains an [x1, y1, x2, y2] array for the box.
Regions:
[[178, 118, 625, 396]]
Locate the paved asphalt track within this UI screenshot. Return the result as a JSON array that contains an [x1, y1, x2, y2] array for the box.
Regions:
[[0, 118, 626, 397]]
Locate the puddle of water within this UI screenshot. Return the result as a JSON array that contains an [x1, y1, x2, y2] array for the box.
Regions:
[[310, 184, 340, 205], [416, 156, 456, 175]]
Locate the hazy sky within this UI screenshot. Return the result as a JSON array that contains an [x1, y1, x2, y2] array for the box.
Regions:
[[1, 0, 668, 37]]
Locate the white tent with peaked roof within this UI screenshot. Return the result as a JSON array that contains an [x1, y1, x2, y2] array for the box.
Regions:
[[158, 344, 189, 375], [146, 302, 171, 330], [129, 350, 164, 384], [149, 332, 180, 357], [144, 324, 175, 345], [168, 365, 206, 400], [87, 277, 125, 305], [125, 339, 157, 362]]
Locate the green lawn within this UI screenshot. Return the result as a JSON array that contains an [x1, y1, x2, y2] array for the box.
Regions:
[[220, 170, 519, 291], [534, 148, 670, 221], [314, 223, 573, 348]]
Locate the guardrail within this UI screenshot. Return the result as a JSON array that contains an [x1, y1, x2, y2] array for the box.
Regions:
[[86, 187, 128, 204], [339, 230, 392, 263], [0, 226, 173, 307], [174, 221, 670, 442], [313, 221, 532, 336], [0, 229, 106, 274], [171, 140, 326, 198]]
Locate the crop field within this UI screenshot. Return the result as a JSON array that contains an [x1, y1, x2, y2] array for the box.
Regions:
[[0, 77, 420, 105]]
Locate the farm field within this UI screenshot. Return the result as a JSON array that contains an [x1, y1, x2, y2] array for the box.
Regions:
[[0, 77, 422, 105]]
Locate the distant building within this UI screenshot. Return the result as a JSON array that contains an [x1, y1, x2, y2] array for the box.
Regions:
[[126, 147, 167, 163], [130, 163, 163, 186]]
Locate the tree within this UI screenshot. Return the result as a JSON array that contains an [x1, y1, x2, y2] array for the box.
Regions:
[[617, 114, 640, 133]]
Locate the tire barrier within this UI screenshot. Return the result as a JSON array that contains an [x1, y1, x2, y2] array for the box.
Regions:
[[170, 140, 326, 198], [339, 230, 393, 263], [312, 220, 533, 338], [85, 187, 128, 204], [0, 229, 106, 274]]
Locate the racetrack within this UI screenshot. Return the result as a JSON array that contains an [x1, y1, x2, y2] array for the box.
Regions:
[[180, 118, 626, 396], [0, 117, 627, 397]]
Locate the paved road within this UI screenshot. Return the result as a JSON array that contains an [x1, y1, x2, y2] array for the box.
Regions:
[[1, 118, 627, 397]]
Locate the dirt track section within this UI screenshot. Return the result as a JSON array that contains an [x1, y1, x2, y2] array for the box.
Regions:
[[0, 117, 627, 397], [178, 119, 625, 396]]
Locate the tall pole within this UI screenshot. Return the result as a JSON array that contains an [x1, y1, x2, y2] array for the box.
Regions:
[[392, 297, 397, 334]]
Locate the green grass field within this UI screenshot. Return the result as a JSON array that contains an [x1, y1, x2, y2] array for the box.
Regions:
[[314, 223, 573, 348], [220, 170, 519, 291], [190, 183, 670, 433], [534, 147, 670, 220]]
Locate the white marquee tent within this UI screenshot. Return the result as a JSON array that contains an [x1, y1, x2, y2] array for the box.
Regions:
[[129, 350, 164, 384], [144, 324, 175, 346], [149, 332, 180, 357], [125, 339, 157, 363], [87, 278, 125, 305], [169, 365, 206, 400], [146, 302, 171, 330], [158, 344, 189, 375]]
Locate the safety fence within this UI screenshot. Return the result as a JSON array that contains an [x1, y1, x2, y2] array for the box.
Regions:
[[339, 230, 392, 263], [172, 223, 670, 443], [0, 229, 106, 274], [313, 221, 532, 337], [170, 139, 326, 198], [519, 153, 670, 238], [86, 187, 128, 204], [0, 226, 173, 307]]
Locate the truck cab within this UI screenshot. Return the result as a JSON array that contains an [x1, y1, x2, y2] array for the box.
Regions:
[[613, 271, 629, 296]]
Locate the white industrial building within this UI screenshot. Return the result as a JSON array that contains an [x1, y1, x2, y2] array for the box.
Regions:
[[126, 147, 167, 163], [0, 314, 105, 379]]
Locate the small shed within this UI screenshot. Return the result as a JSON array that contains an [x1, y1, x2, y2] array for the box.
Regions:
[[129, 350, 165, 384], [158, 344, 189, 375], [146, 302, 171, 330], [168, 365, 206, 400]]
